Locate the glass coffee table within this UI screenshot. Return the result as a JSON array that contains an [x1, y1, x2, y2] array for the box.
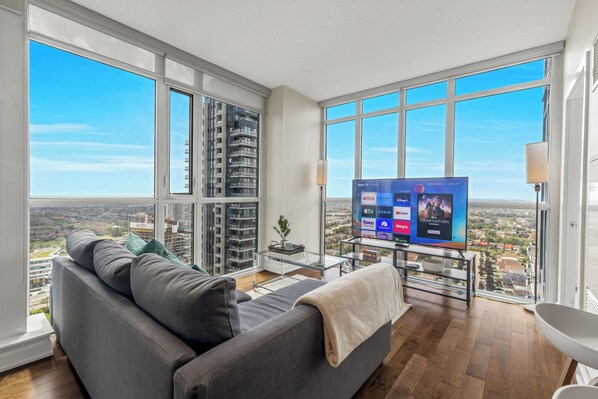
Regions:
[[253, 250, 348, 291]]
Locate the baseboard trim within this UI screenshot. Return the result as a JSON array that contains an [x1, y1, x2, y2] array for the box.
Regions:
[[0, 313, 54, 373]]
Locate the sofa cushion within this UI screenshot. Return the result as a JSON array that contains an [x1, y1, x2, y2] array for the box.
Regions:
[[139, 239, 209, 275], [93, 240, 136, 298], [131, 253, 241, 349], [235, 290, 252, 304], [238, 279, 325, 332], [66, 229, 103, 273], [125, 233, 147, 256]]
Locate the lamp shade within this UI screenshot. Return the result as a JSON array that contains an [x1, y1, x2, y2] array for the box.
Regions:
[[525, 141, 549, 184], [317, 160, 328, 186]]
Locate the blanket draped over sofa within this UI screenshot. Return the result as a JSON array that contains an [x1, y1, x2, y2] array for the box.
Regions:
[[294, 263, 410, 367]]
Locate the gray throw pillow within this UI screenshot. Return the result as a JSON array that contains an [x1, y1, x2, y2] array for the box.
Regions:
[[131, 253, 241, 348], [93, 240, 136, 298], [66, 229, 103, 273]]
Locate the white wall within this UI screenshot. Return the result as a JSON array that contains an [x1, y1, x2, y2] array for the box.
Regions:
[[262, 86, 321, 255], [0, 0, 28, 339], [563, 0, 598, 158], [560, 0, 598, 307]]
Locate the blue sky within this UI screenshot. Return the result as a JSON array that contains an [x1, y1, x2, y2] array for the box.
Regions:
[[30, 40, 545, 202], [326, 60, 546, 201], [169, 91, 191, 194], [30, 41, 155, 197]]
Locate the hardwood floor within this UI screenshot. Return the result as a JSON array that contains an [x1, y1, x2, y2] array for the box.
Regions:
[[0, 336, 87, 399], [0, 272, 568, 399], [351, 289, 568, 399]]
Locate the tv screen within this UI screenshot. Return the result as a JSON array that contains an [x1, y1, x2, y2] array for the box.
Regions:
[[352, 177, 468, 250]]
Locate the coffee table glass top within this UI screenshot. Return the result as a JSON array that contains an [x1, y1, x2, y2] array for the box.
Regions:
[[255, 250, 347, 271]]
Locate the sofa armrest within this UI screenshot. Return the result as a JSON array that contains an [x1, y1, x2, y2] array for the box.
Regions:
[[174, 305, 390, 399]]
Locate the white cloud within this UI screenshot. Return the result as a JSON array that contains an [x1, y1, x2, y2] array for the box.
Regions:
[[456, 160, 523, 173], [406, 146, 430, 154], [31, 141, 149, 150], [370, 147, 398, 154], [30, 123, 95, 134], [327, 158, 354, 168], [30, 155, 153, 173]]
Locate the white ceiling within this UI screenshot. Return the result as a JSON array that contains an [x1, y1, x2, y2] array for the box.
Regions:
[[71, 0, 576, 101]]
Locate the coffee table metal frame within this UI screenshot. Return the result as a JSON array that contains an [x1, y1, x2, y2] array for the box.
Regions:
[[253, 250, 348, 291]]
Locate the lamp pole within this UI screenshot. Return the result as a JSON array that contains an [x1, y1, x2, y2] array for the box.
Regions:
[[319, 185, 324, 261], [534, 183, 540, 304], [523, 141, 548, 313], [317, 159, 327, 265]]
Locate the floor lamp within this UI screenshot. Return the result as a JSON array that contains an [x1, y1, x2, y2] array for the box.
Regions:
[[523, 142, 549, 313], [317, 160, 327, 263]]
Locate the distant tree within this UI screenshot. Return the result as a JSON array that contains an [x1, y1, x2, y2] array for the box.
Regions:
[[110, 226, 122, 237]]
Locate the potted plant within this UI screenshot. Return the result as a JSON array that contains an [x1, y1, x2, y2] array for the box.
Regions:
[[273, 215, 292, 249]]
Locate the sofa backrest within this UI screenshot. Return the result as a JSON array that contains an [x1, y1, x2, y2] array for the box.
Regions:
[[52, 256, 197, 399]]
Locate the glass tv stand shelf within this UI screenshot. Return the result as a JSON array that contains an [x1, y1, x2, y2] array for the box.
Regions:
[[339, 237, 477, 307]]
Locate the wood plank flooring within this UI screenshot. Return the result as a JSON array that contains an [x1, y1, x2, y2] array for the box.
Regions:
[[0, 336, 87, 399], [0, 271, 568, 399], [352, 288, 568, 399]]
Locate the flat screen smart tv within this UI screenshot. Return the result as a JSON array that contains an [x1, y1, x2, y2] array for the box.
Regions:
[[352, 177, 468, 250]]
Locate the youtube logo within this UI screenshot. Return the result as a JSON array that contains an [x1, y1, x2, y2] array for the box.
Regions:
[[393, 220, 411, 235], [393, 206, 410, 221]]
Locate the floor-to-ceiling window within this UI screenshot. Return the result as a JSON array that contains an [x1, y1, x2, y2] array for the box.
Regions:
[[27, 6, 262, 316], [201, 98, 260, 276], [323, 57, 553, 303], [29, 41, 157, 316]]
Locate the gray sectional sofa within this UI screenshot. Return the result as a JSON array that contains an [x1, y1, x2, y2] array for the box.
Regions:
[[51, 231, 391, 399]]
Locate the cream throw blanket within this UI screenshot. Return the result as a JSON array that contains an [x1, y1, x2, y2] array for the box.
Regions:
[[293, 263, 410, 367]]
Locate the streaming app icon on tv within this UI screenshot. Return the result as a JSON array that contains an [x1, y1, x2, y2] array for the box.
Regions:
[[361, 218, 376, 231], [352, 177, 468, 250], [393, 220, 411, 235], [376, 206, 393, 218], [361, 192, 377, 205], [361, 230, 376, 238], [376, 219, 393, 233], [377, 232, 392, 240], [394, 193, 411, 206], [393, 206, 410, 220], [377, 193, 394, 207], [361, 206, 376, 218]]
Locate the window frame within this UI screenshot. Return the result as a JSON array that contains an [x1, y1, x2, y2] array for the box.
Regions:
[[322, 52, 559, 304], [27, 37, 263, 312], [168, 88, 194, 196], [322, 57, 554, 206]]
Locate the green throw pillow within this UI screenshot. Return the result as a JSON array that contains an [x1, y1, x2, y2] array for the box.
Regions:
[[126, 233, 147, 256], [139, 239, 209, 275]]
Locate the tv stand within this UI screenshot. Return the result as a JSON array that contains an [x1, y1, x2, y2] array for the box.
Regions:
[[339, 237, 476, 307]]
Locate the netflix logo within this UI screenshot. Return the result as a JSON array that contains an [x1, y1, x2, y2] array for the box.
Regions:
[[361, 192, 377, 206]]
